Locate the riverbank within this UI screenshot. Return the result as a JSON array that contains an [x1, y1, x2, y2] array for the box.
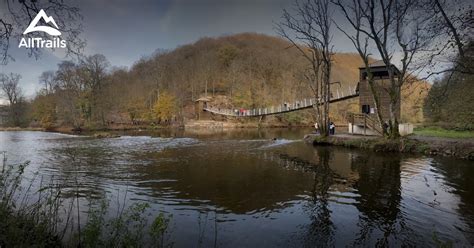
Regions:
[[1, 120, 314, 137], [304, 134, 474, 160], [0, 127, 44, 131]]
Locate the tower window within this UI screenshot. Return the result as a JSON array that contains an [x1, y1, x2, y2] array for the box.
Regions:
[[362, 105, 370, 114]]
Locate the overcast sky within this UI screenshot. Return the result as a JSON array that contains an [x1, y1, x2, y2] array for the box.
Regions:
[[0, 0, 390, 101]]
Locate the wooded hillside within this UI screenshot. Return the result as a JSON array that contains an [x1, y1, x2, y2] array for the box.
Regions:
[[26, 33, 428, 128]]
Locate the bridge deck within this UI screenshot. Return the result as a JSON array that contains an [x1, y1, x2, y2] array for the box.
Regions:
[[204, 88, 359, 117]]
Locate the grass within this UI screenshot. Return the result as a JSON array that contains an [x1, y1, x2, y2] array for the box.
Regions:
[[414, 126, 474, 139]]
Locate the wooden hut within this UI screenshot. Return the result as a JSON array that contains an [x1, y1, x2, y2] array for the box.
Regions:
[[349, 61, 401, 135], [194, 96, 212, 120], [358, 60, 400, 120]]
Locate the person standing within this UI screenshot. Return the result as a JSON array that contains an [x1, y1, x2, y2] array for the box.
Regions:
[[329, 122, 335, 135], [383, 121, 389, 136]]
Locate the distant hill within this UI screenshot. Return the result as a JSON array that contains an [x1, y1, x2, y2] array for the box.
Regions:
[[107, 33, 428, 124]]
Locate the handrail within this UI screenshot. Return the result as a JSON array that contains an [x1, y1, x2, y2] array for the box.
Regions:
[[348, 112, 382, 135], [203, 87, 359, 117]]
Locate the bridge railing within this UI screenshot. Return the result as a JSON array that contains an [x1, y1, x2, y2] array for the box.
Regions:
[[204, 86, 358, 117]]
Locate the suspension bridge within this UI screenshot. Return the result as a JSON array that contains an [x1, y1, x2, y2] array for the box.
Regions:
[[203, 86, 359, 117]]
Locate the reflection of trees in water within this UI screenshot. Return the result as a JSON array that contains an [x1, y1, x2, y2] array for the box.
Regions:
[[283, 147, 408, 246], [301, 147, 335, 247], [280, 147, 336, 247], [135, 145, 317, 214], [351, 153, 403, 247]]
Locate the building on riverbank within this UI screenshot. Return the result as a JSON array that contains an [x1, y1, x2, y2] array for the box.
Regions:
[[348, 61, 412, 136], [358, 60, 401, 120], [194, 96, 213, 120]]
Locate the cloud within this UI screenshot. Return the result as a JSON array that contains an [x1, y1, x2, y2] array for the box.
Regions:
[[159, 0, 291, 43]]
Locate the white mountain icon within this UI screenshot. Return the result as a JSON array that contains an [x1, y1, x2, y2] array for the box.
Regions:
[[23, 9, 61, 36]]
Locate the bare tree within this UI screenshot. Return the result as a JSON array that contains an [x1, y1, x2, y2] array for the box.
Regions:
[[54, 60, 83, 128], [39, 71, 57, 94], [419, 0, 473, 84], [0, 0, 85, 64], [277, 0, 334, 136], [333, 0, 430, 138], [333, 0, 384, 132], [81, 54, 110, 91], [80, 54, 110, 125], [0, 73, 24, 126]]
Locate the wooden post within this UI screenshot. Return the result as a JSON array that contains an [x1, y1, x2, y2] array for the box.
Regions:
[[351, 114, 354, 134], [364, 115, 367, 136]]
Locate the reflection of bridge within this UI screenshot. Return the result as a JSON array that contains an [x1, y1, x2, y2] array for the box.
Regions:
[[203, 87, 358, 117]]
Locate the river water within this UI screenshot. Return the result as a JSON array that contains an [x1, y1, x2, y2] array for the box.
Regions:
[[0, 129, 473, 247]]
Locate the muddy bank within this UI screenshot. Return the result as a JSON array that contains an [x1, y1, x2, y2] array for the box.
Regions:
[[304, 134, 474, 160], [0, 127, 44, 131]]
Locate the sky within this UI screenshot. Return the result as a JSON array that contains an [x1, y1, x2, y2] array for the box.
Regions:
[[1, 0, 302, 100], [0, 0, 438, 103]]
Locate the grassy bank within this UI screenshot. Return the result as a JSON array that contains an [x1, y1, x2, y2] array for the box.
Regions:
[[304, 134, 474, 160], [414, 126, 474, 139]]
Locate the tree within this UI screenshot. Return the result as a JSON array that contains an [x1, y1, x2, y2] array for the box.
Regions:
[[39, 71, 57, 94], [333, 0, 430, 138], [127, 98, 146, 125], [424, 43, 474, 128], [277, 0, 334, 136], [54, 60, 83, 128], [31, 93, 57, 129], [0, 73, 25, 126], [80, 54, 110, 125], [153, 92, 177, 124], [423, 0, 473, 76], [218, 45, 239, 68], [0, 0, 85, 64]]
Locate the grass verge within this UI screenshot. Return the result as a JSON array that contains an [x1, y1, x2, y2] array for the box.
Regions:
[[414, 126, 474, 139], [307, 134, 474, 160]]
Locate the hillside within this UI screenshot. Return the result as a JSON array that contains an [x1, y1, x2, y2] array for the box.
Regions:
[[29, 33, 428, 128], [109, 33, 425, 124]]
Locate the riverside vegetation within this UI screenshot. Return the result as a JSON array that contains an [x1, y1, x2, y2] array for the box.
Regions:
[[0, 152, 172, 247], [305, 133, 474, 160]]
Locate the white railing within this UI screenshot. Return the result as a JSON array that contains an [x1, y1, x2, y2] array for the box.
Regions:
[[203, 87, 358, 117]]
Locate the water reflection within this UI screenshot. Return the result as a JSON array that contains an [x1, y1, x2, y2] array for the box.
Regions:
[[133, 141, 316, 214], [351, 152, 403, 246], [0, 130, 473, 247], [298, 148, 335, 247]]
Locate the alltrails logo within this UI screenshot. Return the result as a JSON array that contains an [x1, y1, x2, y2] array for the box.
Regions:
[[18, 9, 66, 49]]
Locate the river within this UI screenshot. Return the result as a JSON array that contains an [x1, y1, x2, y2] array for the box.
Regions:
[[0, 129, 473, 247]]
